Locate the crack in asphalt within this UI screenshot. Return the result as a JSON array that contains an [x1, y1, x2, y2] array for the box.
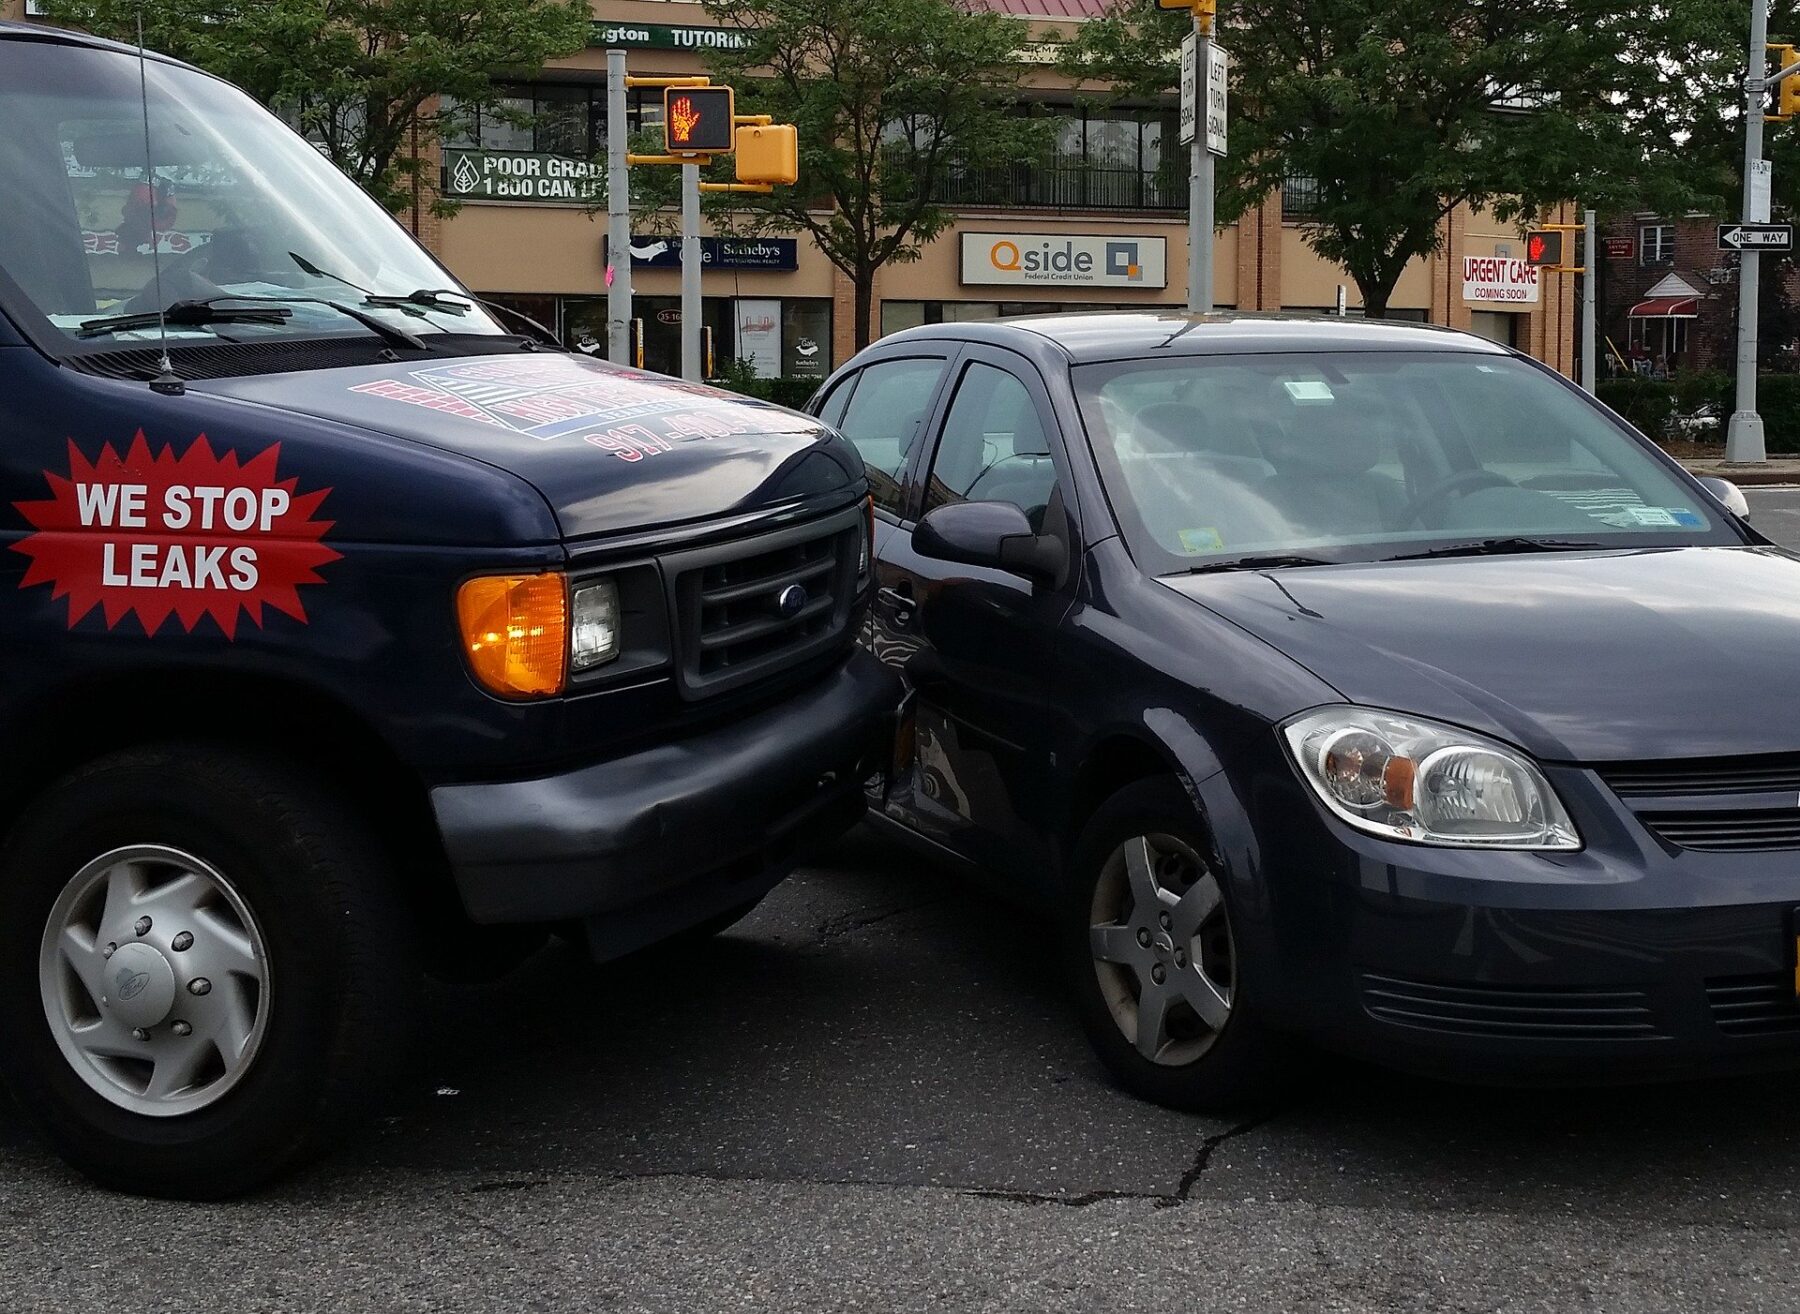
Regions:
[[809, 896, 950, 946], [958, 1110, 1285, 1209], [1158, 1110, 1284, 1209]]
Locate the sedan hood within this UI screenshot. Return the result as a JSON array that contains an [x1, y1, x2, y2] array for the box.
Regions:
[[1165, 547, 1800, 763], [191, 352, 858, 540]]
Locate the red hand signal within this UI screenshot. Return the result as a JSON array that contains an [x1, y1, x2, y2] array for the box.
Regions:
[[1527, 234, 1548, 263]]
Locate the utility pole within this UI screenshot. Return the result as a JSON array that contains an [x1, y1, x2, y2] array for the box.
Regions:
[[1727, 0, 1771, 462], [1187, 11, 1213, 315], [606, 48, 632, 367], [681, 163, 701, 381], [1581, 208, 1597, 394]]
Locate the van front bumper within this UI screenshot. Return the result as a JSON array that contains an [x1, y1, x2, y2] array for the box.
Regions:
[[431, 648, 901, 946]]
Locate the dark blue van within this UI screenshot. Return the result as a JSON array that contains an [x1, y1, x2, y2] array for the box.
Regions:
[[0, 23, 896, 1197]]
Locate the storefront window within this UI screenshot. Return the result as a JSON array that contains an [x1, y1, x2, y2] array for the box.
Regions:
[[446, 84, 665, 161], [940, 106, 1185, 212]]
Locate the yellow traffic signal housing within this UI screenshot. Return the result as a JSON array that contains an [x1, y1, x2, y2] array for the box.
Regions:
[[1193, 0, 1216, 22], [1524, 230, 1565, 267], [734, 124, 798, 186], [1780, 44, 1800, 119], [665, 86, 735, 154]]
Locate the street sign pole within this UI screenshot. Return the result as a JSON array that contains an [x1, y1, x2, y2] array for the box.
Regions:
[[1727, 0, 1770, 462], [681, 163, 701, 380], [606, 48, 632, 367], [1581, 208, 1597, 394], [1187, 16, 1212, 314]]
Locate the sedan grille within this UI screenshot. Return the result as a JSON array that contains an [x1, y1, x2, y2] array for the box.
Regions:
[[1597, 754, 1800, 852], [1359, 973, 1666, 1039], [1632, 811, 1800, 852], [1599, 754, 1800, 799], [1705, 974, 1800, 1036], [663, 505, 864, 699]]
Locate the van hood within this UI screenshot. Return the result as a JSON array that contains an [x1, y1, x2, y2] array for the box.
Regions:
[[190, 352, 858, 539], [1164, 546, 1800, 763]]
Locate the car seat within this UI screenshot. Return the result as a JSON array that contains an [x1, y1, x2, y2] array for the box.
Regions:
[[1259, 394, 1406, 536]]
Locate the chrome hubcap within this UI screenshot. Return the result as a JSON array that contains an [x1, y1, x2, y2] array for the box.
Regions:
[[39, 844, 271, 1117], [1088, 833, 1235, 1066]]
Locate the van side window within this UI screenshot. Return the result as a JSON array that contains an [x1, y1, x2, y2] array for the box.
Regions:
[[925, 363, 1060, 531], [835, 356, 948, 515]]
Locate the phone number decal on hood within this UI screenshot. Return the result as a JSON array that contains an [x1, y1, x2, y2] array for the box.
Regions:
[[12, 433, 339, 638], [347, 357, 814, 460]]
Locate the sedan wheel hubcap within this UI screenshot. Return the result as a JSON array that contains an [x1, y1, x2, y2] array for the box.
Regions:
[[39, 844, 271, 1117], [1088, 833, 1234, 1066]]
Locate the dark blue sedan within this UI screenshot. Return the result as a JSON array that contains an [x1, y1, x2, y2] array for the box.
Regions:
[[813, 311, 1792, 1107]]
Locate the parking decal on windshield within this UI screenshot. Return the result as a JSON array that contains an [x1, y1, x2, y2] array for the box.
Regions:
[[347, 357, 810, 459], [11, 433, 339, 638]]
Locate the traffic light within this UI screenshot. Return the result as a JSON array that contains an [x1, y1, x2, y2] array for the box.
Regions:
[[1193, 0, 1216, 24], [735, 124, 798, 186], [1525, 230, 1564, 267], [664, 86, 735, 154], [1780, 44, 1800, 119]]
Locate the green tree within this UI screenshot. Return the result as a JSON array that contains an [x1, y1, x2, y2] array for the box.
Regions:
[[1064, 0, 1711, 316], [38, 0, 590, 213], [702, 0, 1047, 347]]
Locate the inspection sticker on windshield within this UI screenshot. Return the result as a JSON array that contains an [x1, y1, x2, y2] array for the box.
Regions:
[[1177, 528, 1226, 554], [1625, 506, 1681, 527], [1282, 380, 1335, 403]]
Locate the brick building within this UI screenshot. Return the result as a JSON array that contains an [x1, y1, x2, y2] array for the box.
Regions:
[[1598, 216, 1738, 377], [5, 0, 1578, 381]]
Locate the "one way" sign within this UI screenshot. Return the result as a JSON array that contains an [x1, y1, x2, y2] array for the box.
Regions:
[[1718, 223, 1794, 252]]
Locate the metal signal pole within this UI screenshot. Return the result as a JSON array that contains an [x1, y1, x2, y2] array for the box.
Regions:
[[606, 48, 632, 367], [1581, 208, 1597, 394], [1187, 14, 1213, 313], [1727, 0, 1770, 461]]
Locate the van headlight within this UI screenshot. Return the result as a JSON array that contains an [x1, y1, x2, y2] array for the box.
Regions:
[[1281, 707, 1580, 850], [570, 578, 621, 671]]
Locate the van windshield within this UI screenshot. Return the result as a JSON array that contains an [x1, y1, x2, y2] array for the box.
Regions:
[[1071, 350, 1743, 574], [0, 39, 508, 346]]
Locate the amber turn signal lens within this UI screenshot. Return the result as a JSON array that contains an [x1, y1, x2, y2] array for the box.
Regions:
[[456, 573, 568, 697]]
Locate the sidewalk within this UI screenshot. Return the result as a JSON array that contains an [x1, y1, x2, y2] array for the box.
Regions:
[[1677, 457, 1800, 486]]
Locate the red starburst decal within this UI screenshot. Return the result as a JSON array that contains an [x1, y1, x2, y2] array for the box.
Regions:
[[12, 432, 339, 638]]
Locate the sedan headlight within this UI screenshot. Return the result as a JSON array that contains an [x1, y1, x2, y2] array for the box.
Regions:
[[1281, 707, 1580, 850], [570, 578, 621, 671]]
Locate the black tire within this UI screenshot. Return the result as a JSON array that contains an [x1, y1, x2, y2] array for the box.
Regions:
[[1064, 776, 1294, 1113], [0, 743, 419, 1198]]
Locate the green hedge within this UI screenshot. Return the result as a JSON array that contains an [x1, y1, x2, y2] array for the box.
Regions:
[[708, 361, 823, 411], [1595, 371, 1800, 452]]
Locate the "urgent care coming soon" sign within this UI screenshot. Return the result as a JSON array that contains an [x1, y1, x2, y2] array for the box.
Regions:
[[1462, 256, 1540, 306]]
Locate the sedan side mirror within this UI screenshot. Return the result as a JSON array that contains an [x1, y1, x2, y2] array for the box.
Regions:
[[914, 501, 1067, 586], [1696, 476, 1752, 522]]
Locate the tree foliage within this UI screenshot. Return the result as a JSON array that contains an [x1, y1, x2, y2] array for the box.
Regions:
[[39, 0, 590, 212], [702, 0, 1047, 347], [1064, 0, 1712, 315]]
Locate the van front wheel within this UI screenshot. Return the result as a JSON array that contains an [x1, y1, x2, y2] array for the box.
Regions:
[[0, 743, 418, 1198]]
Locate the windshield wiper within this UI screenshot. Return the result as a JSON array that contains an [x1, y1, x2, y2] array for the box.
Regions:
[[204, 294, 431, 354], [77, 300, 292, 340], [1184, 554, 1337, 574], [1387, 537, 1604, 562], [377, 287, 560, 347], [289, 254, 556, 348]]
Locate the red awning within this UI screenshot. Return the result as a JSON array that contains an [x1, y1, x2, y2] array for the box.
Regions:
[[1629, 296, 1699, 318]]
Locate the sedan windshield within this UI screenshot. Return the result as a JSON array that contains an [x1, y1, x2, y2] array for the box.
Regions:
[[1071, 350, 1741, 574], [0, 40, 507, 346]]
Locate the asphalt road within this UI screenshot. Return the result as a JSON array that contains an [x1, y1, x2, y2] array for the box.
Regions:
[[1747, 484, 1800, 550], [6, 502, 1800, 1313]]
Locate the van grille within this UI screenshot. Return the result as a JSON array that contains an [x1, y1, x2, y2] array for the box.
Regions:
[[663, 506, 864, 699], [1359, 973, 1665, 1039]]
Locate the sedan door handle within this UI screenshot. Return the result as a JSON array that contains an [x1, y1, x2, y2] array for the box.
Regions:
[[878, 586, 916, 627]]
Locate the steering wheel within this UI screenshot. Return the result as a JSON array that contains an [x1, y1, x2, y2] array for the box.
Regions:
[[1399, 469, 1517, 527], [119, 231, 291, 313]]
